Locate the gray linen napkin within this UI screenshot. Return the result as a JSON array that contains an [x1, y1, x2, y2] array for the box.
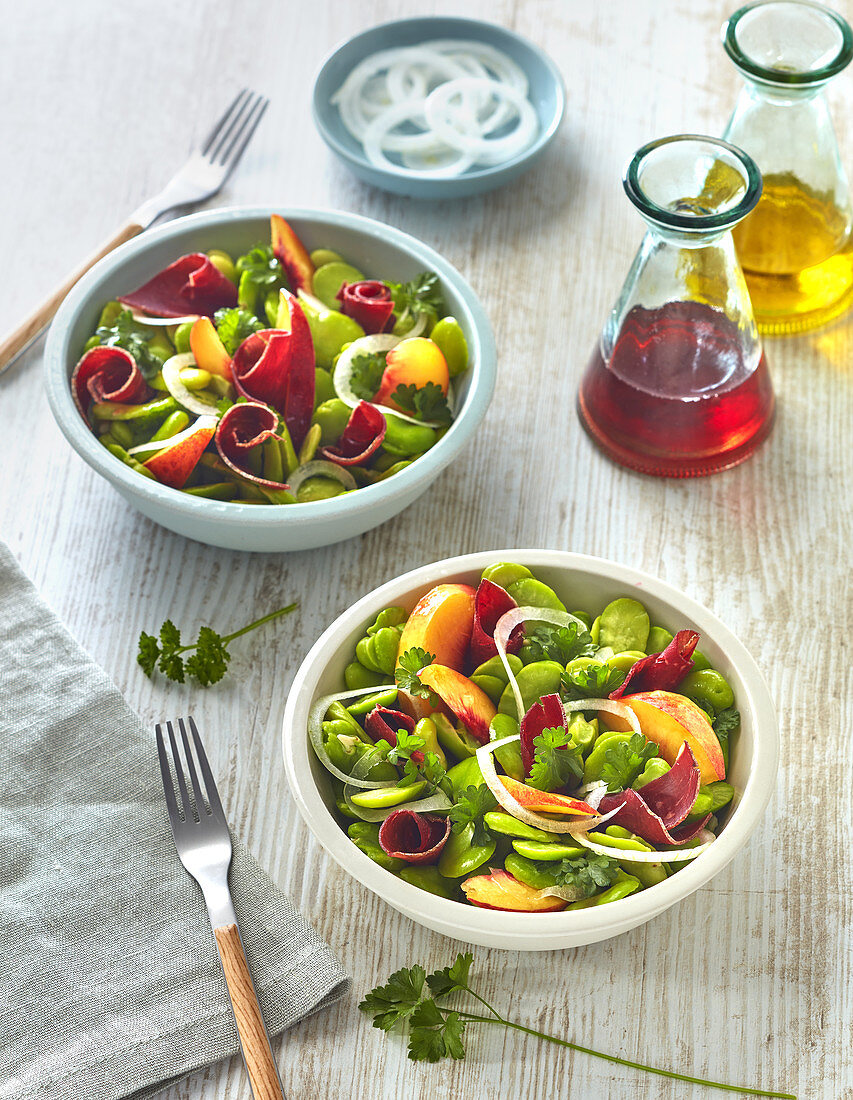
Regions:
[[0, 544, 348, 1099]]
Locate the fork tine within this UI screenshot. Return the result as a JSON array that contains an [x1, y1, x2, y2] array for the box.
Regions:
[[199, 87, 250, 157], [167, 720, 195, 822], [178, 717, 208, 818], [187, 716, 226, 821], [216, 94, 269, 172], [155, 723, 181, 823]]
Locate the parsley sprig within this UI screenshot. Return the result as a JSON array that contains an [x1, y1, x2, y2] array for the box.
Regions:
[[600, 732, 660, 791], [359, 954, 796, 1096], [522, 622, 596, 666], [447, 784, 497, 847], [213, 307, 264, 355], [349, 351, 387, 401], [712, 707, 739, 769], [527, 726, 583, 792], [96, 309, 162, 379], [137, 603, 297, 686], [385, 727, 451, 798], [385, 272, 445, 319], [561, 661, 624, 700], [395, 647, 437, 701], [390, 381, 452, 425]]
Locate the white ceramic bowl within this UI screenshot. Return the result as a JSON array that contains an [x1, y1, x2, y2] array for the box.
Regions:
[[44, 206, 495, 552], [282, 549, 778, 950]]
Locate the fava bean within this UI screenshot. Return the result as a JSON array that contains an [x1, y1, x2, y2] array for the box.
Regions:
[[314, 367, 337, 407], [633, 757, 670, 788], [101, 439, 156, 479], [382, 415, 436, 457], [344, 661, 386, 690], [480, 562, 532, 589], [313, 398, 353, 446], [429, 316, 468, 376], [583, 731, 636, 785], [183, 482, 239, 500], [302, 302, 365, 368], [150, 410, 190, 443], [446, 755, 485, 793], [310, 248, 343, 267], [438, 822, 495, 878], [345, 687, 399, 716], [298, 423, 321, 465], [313, 261, 365, 309], [178, 367, 212, 391], [606, 649, 648, 673], [296, 475, 343, 502], [413, 717, 447, 768], [504, 853, 561, 890], [207, 249, 237, 283], [433, 713, 479, 760], [399, 865, 459, 898], [680, 668, 735, 713], [511, 840, 584, 861], [566, 870, 641, 908], [487, 714, 524, 779], [483, 811, 553, 843], [646, 626, 673, 653], [350, 780, 426, 809], [348, 821, 405, 871], [506, 577, 567, 612], [597, 598, 650, 652], [498, 661, 564, 721], [108, 420, 134, 449], [598, 826, 667, 887], [173, 321, 194, 354], [690, 782, 734, 816]]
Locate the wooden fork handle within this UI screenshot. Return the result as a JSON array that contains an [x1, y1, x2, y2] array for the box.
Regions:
[[0, 219, 144, 375], [214, 922, 287, 1100]]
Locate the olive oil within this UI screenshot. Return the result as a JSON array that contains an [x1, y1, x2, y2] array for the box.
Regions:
[[734, 173, 853, 334]]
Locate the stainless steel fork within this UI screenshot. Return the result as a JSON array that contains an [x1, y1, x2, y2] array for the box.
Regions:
[[0, 88, 269, 374], [155, 716, 286, 1100]]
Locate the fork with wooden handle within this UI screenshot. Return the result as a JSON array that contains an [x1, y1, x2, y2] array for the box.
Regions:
[[156, 716, 286, 1100], [0, 88, 268, 376]]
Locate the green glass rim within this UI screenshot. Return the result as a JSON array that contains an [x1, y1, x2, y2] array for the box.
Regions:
[[722, 0, 853, 86], [623, 134, 763, 233]]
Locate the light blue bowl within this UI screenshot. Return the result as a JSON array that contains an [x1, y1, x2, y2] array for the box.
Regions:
[[312, 17, 566, 199], [44, 206, 496, 552]]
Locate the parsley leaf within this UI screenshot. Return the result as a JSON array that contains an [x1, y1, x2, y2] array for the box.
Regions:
[[528, 726, 583, 792], [96, 309, 161, 379], [426, 952, 474, 999], [599, 732, 659, 792], [395, 647, 436, 699], [236, 244, 285, 291], [538, 854, 620, 897], [408, 1002, 466, 1062], [136, 603, 297, 687], [349, 351, 387, 401], [390, 381, 452, 425], [386, 272, 445, 319], [712, 707, 739, 770], [213, 307, 264, 355], [522, 622, 596, 666], [359, 964, 427, 1032], [561, 661, 624, 700], [448, 785, 497, 846]]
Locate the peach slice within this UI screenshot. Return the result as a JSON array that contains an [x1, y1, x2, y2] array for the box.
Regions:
[[143, 417, 217, 488], [499, 776, 594, 817], [607, 690, 726, 784], [271, 214, 314, 294], [189, 317, 232, 379], [373, 337, 449, 408], [397, 583, 476, 672], [462, 869, 567, 911], [418, 664, 496, 744]]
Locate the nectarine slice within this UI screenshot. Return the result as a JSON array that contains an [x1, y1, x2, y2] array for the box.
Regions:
[[462, 869, 566, 911], [608, 690, 725, 784], [373, 337, 449, 408]]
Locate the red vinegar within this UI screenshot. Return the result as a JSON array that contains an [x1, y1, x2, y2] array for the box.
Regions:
[[577, 301, 775, 477]]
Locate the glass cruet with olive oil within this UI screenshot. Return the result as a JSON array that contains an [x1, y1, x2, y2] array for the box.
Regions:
[[722, 0, 853, 334], [576, 134, 775, 478]]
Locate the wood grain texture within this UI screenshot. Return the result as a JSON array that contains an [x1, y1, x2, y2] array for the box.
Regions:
[[214, 923, 286, 1100], [0, 219, 143, 372], [0, 1, 850, 1098]]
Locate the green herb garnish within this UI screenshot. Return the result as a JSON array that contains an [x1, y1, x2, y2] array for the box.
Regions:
[[395, 647, 436, 700], [535, 853, 620, 896], [349, 351, 387, 401], [386, 272, 445, 319], [527, 726, 583, 792], [522, 622, 596, 666], [213, 307, 265, 355], [95, 309, 161, 379], [712, 707, 739, 770], [561, 661, 624, 700], [137, 603, 297, 686], [390, 382, 452, 425], [600, 732, 660, 791], [448, 784, 497, 846], [359, 954, 796, 1095]]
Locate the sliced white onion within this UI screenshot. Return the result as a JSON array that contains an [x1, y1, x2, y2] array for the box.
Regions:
[[127, 414, 218, 456], [424, 77, 538, 161], [332, 334, 448, 429], [476, 735, 599, 835], [562, 698, 644, 739], [161, 353, 222, 416], [128, 311, 200, 326], [493, 606, 589, 722], [308, 685, 398, 789], [535, 883, 588, 904], [567, 828, 715, 864], [287, 460, 357, 495], [583, 781, 609, 811]]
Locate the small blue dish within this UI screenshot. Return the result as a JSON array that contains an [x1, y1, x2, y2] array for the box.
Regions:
[[312, 16, 566, 199]]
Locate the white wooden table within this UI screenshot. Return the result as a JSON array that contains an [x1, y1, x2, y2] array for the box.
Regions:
[[1, 1, 849, 1097]]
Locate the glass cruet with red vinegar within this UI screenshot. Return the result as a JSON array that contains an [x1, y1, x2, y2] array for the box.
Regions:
[[722, 0, 853, 334], [576, 134, 775, 478]]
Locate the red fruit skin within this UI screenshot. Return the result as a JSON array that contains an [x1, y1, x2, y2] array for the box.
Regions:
[[270, 214, 314, 294], [336, 281, 395, 335], [143, 421, 216, 489], [321, 401, 386, 466], [469, 579, 523, 668], [72, 346, 148, 418], [118, 252, 237, 317]]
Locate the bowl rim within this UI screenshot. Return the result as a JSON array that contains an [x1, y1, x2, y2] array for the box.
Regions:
[[311, 15, 567, 184], [43, 204, 496, 529], [282, 549, 779, 942]]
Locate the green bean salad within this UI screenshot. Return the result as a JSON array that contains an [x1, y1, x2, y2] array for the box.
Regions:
[[309, 562, 739, 911]]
